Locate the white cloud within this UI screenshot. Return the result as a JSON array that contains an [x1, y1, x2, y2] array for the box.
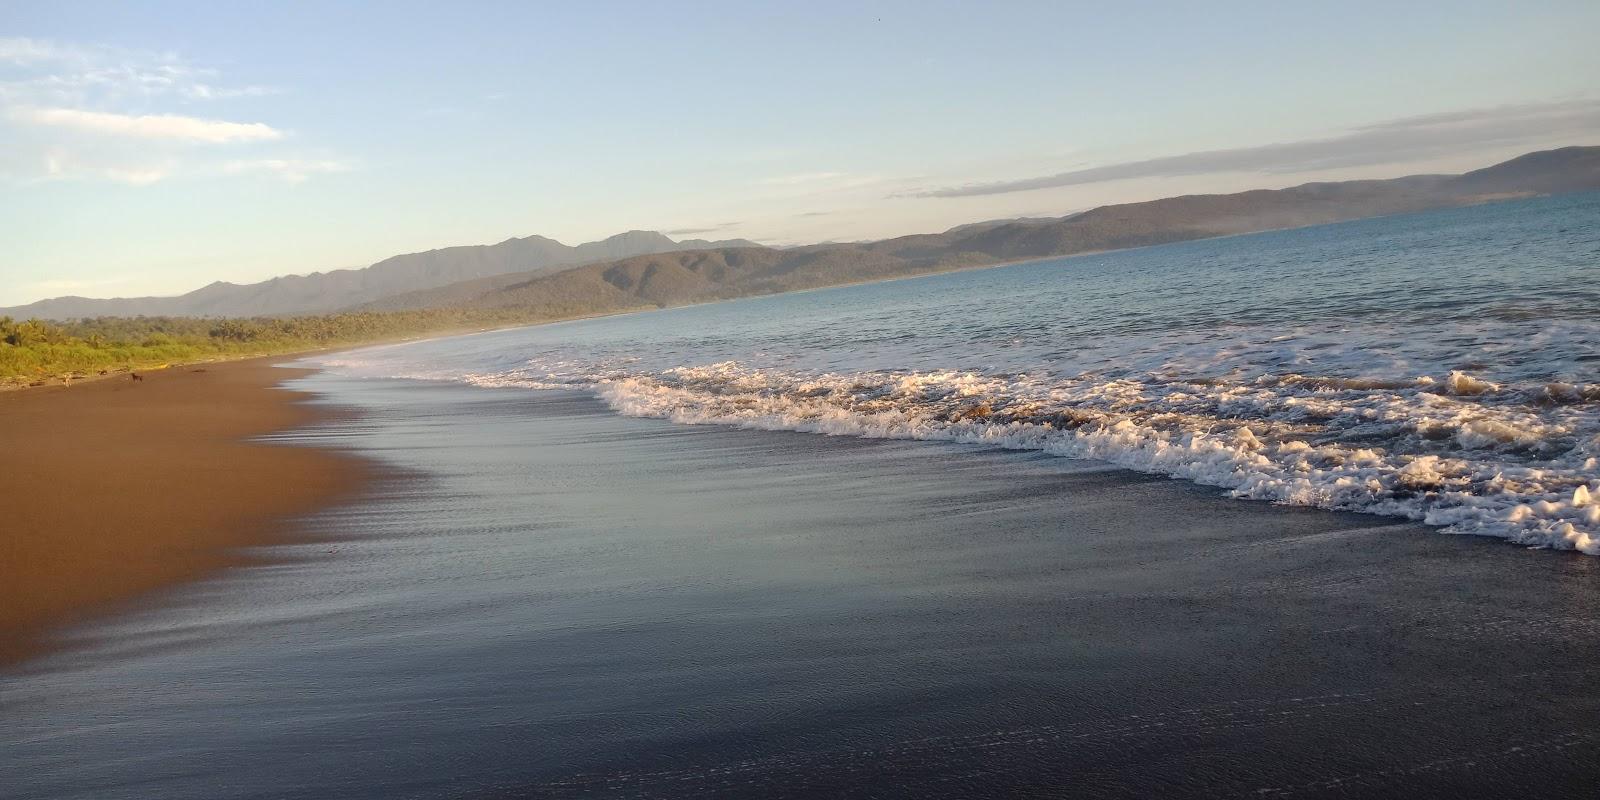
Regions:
[[14, 106, 284, 143], [729, 145, 805, 164], [0, 40, 344, 186], [0, 36, 93, 65], [183, 83, 277, 101], [102, 166, 170, 185], [761, 171, 848, 186], [663, 221, 742, 236], [18, 152, 347, 187], [0, 37, 275, 103], [16, 149, 175, 186], [919, 99, 1600, 197], [223, 158, 350, 183]]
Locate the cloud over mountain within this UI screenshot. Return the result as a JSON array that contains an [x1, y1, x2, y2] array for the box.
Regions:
[[920, 100, 1600, 197]]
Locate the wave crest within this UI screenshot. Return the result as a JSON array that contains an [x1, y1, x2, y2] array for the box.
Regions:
[[596, 363, 1600, 554]]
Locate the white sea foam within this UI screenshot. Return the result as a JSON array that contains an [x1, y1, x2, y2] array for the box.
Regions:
[[591, 363, 1600, 553], [312, 345, 1600, 553]]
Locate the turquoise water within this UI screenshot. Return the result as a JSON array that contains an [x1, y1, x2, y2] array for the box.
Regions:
[[324, 192, 1600, 552]]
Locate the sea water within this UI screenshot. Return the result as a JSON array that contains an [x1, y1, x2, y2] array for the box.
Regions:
[[319, 192, 1600, 553]]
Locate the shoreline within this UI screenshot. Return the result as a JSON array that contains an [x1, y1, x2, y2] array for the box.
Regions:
[[0, 356, 373, 667], [9, 379, 1595, 796]]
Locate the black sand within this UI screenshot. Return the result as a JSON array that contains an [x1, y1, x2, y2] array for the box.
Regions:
[[4, 376, 1597, 799]]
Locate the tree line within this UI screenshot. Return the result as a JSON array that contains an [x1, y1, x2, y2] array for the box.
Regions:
[[0, 309, 537, 385]]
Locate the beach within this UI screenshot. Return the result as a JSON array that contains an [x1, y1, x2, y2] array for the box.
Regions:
[[5, 375, 1598, 798], [6, 4, 1597, 796], [3, 195, 1597, 797], [0, 358, 370, 665]]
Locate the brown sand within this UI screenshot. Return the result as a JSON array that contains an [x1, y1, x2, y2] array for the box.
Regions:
[[0, 358, 368, 666]]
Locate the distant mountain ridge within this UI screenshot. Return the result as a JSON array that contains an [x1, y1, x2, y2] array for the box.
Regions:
[[3, 230, 758, 320], [362, 146, 1600, 318], [7, 146, 1597, 322]]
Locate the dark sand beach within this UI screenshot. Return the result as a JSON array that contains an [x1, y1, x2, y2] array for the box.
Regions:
[[0, 359, 371, 665], [4, 373, 1597, 798]]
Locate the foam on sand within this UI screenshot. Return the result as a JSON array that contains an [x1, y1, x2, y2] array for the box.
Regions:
[[593, 363, 1600, 553]]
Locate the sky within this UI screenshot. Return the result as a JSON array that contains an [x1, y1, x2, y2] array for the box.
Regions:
[[2, 0, 1598, 306]]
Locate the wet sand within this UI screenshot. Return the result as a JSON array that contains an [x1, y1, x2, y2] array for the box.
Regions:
[[0, 358, 370, 665], [4, 375, 1597, 799]]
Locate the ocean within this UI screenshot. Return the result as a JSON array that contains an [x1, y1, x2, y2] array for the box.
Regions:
[[326, 191, 1600, 553], [4, 193, 1599, 798]]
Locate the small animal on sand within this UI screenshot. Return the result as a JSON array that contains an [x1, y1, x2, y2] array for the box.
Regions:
[[130, 373, 143, 382]]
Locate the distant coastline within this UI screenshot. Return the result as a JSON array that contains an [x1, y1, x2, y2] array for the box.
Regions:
[[4, 148, 1598, 389], [9, 146, 1599, 324]]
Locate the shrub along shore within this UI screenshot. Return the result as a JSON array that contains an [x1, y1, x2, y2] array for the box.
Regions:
[[0, 309, 537, 387]]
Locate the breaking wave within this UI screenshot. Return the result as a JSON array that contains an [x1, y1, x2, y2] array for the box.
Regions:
[[589, 363, 1600, 553], [316, 348, 1600, 555]]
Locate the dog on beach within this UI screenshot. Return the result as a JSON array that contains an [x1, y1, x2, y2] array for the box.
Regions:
[[130, 373, 143, 382]]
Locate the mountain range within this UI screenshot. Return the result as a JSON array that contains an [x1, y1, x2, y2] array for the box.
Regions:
[[361, 146, 1600, 318], [6, 146, 1598, 322], [5, 230, 758, 319]]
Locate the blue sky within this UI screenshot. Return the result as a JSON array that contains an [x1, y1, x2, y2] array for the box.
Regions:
[[3, 0, 1598, 306]]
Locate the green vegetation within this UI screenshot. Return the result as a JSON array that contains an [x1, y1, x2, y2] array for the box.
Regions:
[[0, 309, 535, 387]]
